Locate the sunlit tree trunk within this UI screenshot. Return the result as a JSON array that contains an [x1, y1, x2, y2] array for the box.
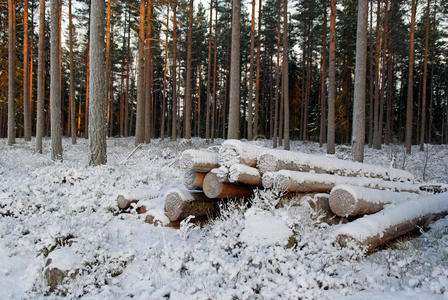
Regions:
[[36, 0, 45, 152], [84, 3, 91, 139], [145, 0, 153, 143], [8, 0, 16, 146], [205, 0, 213, 143], [50, 0, 62, 160], [228, 0, 241, 139], [136, 0, 146, 144], [69, 0, 76, 144], [247, 0, 256, 140], [352, 0, 368, 162], [24, 0, 31, 141], [89, 0, 107, 165], [211, 0, 218, 143], [184, 0, 194, 140], [327, 0, 336, 154], [171, 4, 178, 141]]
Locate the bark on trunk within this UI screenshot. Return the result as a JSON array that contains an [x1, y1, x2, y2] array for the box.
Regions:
[[253, 0, 262, 138], [69, 0, 76, 144], [24, 0, 31, 141], [36, 0, 45, 152], [282, 0, 289, 150], [89, 0, 107, 165], [247, 0, 256, 140], [205, 0, 213, 142], [135, 0, 146, 144], [272, 0, 282, 149], [319, 2, 328, 147], [160, 6, 170, 140], [405, 0, 417, 154], [327, 0, 336, 154], [50, 0, 62, 160], [8, 0, 16, 146], [171, 4, 178, 141], [184, 0, 194, 140], [419, 0, 430, 151], [184, 171, 206, 190]]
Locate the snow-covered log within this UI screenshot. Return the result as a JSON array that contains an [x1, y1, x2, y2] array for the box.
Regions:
[[117, 189, 161, 209], [262, 170, 420, 194], [334, 192, 448, 251], [164, 189, 218, 222], [218, 139, 266, 167], [203, 172, 254, 199], [180, 149, 219, 172], [210, 166, 230, 183], [257, 151, 414, 182], [229, 164, 262, 186], [183, 171, 206, 190], [329, 185, 419, 217]]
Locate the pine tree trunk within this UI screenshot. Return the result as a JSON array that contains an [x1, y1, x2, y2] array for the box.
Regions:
[[211, 0, 218, 143], [227, 0, 241, 139], [319, 2, 328, 147], [184, 0, 194, 140], [273, 0, 282, 149], [405, 0, 417, 154], [247, 0, 256, 140], [368, 0, 374, 147], [253, 0, 262, 138], [119, 17, 126, 137], [89, 0, 107, 165], [36, 0, 45, 152], [205, 0, 213, 142], [105, 0, 112, 137], [145, 0, 153, 143], [385, 54, 393, 145], [50, 0, 62, 160], [372, 0, 382, 150], [8, 0, 16, 145], [69, 0, 76, 144], [352, 0, 368, 162], [420, 0, 430, 151], [23, 0, 31, 141], [124, 9, 131, 137], [161, 5, 170, 140], [171, 4, 178, 141], [135, 0, 146, 144], [282, 0, 289, 150], [327, 0, 336, 154], [29, 3, 34, 137]]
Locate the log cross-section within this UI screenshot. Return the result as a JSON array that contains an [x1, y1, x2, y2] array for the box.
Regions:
[[164, 189, 218, 222], [203, 172, 254, 199]]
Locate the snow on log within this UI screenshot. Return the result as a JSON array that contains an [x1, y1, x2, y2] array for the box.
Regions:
[[180, 149, 219, 172], [329, 185, 419, 217], [203, 172, 254, 199], [210, 166, 230, 183], [229, 164, 262, 186], [333, 192, 448, 251], [183, 171, 206, 190], [164, 189, 218, 222], [117, 189, 161, 209], [262, 170, 420, 194], [218, 139, 266, 167], [257, 151, 414, 182]]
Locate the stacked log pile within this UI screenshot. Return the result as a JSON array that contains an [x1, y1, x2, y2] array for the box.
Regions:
[[117, 140, 448, 251]]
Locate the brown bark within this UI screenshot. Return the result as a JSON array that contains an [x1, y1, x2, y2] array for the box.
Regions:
[[327, 0, 336, 154], [171, 4, 178, 141], [205, 0, 213, 142], [36, 0, 45, 152], [136, 0, 146, 144], [253, 0, 262, 138], [247, 0, 256, 140], [8, 0, 16, 146], [282, 0, 289, 150], [368, 0, 374, 147], [164, 189, 218, 222], [273, 0, 282, 149], [184, 0, 194, 140], [405, 0, 417, 154], [124, 9, 131, 137], [211, 0, 218, 143], [319, 2, 328, 147], [145, 0, 153, 143], [203, 172, 254, 199], [160, 5, 170, 140], [69, 0, 76, 144], [24, 0, 31, 141], [372, 0, 382, 150], [420, 0, 430, 151]]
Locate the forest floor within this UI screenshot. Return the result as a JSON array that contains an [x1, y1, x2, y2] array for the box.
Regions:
[[0, 137, 447, 299]]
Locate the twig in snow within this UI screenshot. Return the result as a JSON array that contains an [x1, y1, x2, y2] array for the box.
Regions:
[[121, 143, 143, 165]]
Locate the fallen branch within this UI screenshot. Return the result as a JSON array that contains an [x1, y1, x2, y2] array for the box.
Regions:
[[334, 192, 448, 251], [329, 185, 419, 217]]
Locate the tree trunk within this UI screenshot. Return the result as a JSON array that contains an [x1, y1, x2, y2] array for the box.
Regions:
[[405, 0, 417, 154], [160, 5, 170, 140], [319, 2, 328, 147], [36, 0, 45, 152], [247, 0, 256, 140], [184, 171, 206, 190], [211, 0, 218, 143], [145, 0, 153, 143], [89, 0, 107, 166], [84, 5, 91, 140], [368, 0, 374, 147], [227, 0, 241, 139], [119, 17, 126, 137], [23, 0, 31, 141], [8, 0, 16, 146], [183, 0, 194, 140], [50, 0, 62, 160], [352, 0, 368, 162], [135, 0, 146, 144], [203, 172, 254, 199], [372, 0, 382, 150], [164, 189, 218, 222], [253, 0, 262, 138], [69, 0, 76, 144], [205, 0, 213, 142], [282, 0, 289, 150], [171, 4, 178, 141], [105, 0, 112, 137], [124, 9, 131, 137], [273, 0, 282, 148], [327, 0, 336, 154], [419, 0, 430, 151]]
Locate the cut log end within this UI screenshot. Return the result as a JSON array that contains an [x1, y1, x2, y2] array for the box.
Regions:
[[203, 172, 254, 199], [184, 171, 205, 190], [164, 189, 218, 222], [329, 189, 357, 217]]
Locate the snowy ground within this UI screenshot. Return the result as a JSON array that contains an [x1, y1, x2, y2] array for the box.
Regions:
[[0, 137, 447, 299]]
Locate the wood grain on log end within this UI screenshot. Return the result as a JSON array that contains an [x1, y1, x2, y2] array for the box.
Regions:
[[164, 189, 218, 222], [203, 172, 254, 199]]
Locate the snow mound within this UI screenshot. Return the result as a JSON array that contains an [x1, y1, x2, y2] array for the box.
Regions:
[[47, 247, 82, 271], [240, 211, 292, 246]]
